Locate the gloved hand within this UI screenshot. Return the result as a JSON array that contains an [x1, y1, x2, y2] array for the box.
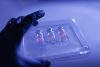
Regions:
[[0, 10, 50, 67]]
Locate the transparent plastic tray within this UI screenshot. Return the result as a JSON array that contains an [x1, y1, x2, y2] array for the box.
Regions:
[[22, 19, 90, 60]]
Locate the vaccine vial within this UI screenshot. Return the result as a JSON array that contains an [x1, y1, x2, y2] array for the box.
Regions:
[[47, 28, 55, 43], [36, 30, 44, 44], [58, 26, 67, 42]]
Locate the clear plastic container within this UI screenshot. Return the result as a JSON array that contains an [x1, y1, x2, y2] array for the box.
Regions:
[[22, 19, 90, 61]]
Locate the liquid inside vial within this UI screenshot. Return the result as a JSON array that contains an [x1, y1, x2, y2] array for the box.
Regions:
[[58, 26, 68, 42], [47, 28, 56, 43], [36, 30, 44, 44]]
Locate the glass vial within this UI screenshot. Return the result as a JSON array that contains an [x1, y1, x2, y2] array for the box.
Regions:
[[47, 28, 55, 43], [58, 26, 67, 42], [36, 30, 44, 44]]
